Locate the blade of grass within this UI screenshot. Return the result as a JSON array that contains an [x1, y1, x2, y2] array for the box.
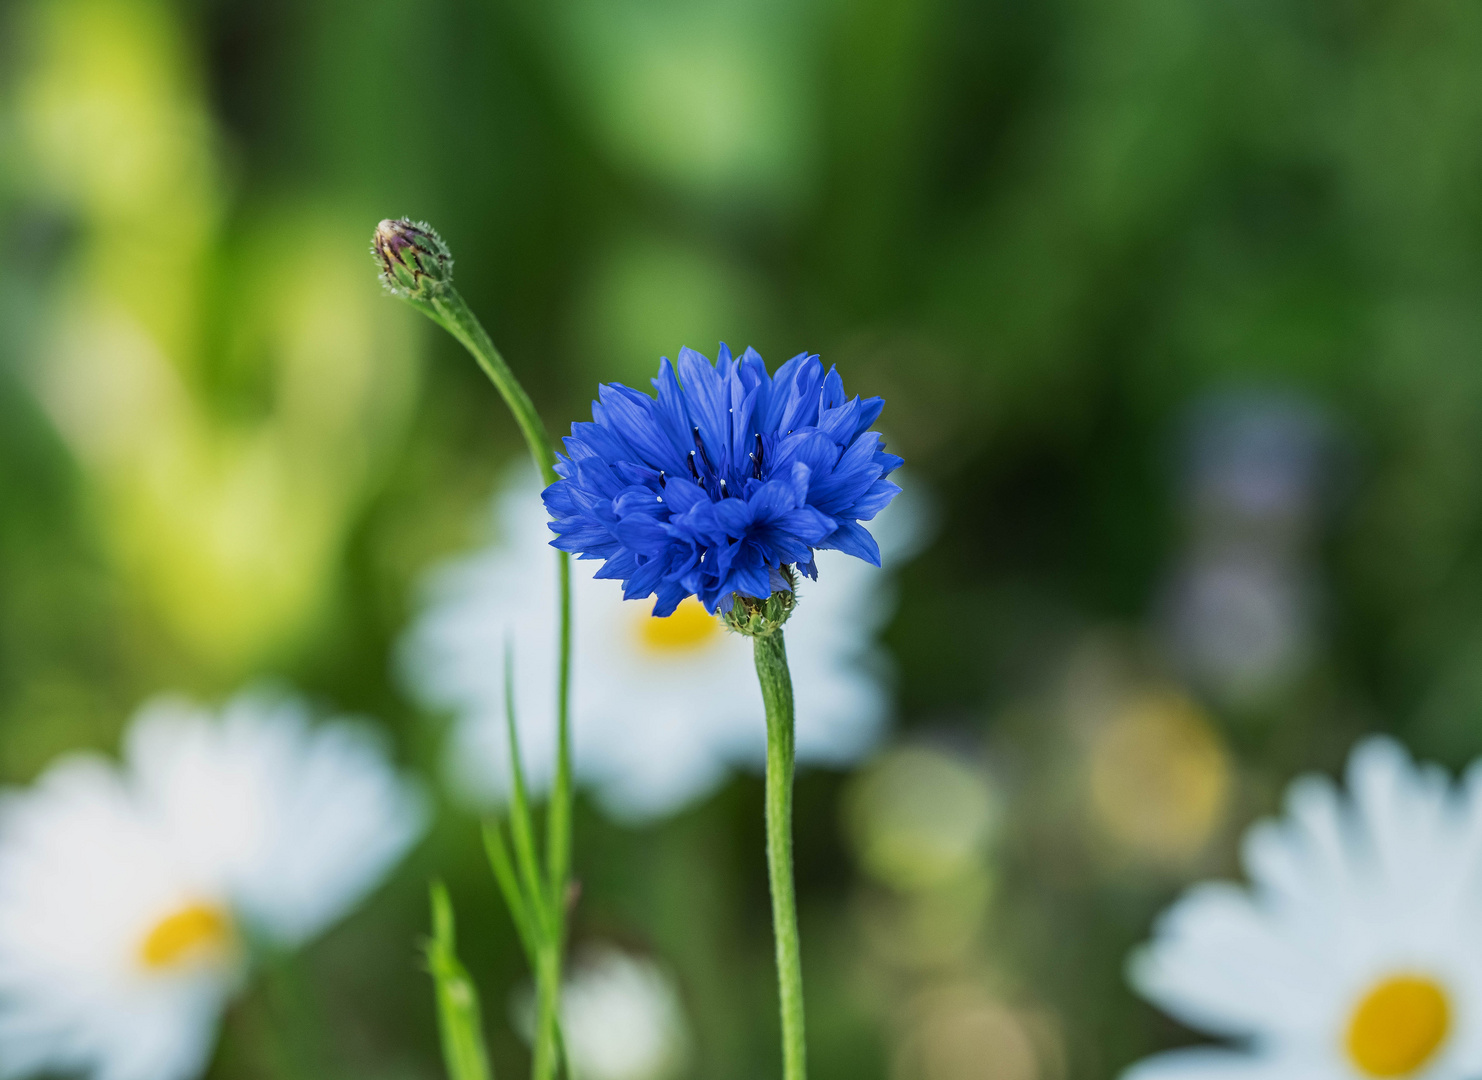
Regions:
[[426, 882, 494, 1080], [500, 642, 554, 943], [545, 553, 573, 917], [500, 644, 565, 1080], [482, 820, 538, 965]]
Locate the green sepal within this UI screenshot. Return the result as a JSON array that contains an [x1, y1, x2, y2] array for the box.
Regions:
[[722, 565, 799, 637], [373, 218, 454, 301]]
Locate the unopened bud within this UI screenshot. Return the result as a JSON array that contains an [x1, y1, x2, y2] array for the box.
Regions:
[[373, 218, 453, 300]]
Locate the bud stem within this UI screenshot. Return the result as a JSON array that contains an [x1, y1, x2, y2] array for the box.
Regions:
[[431, 288, 573, 1080], [379, 221, 574, 1080], [423, 289, 577, 920], [427, 292, 558, 485]]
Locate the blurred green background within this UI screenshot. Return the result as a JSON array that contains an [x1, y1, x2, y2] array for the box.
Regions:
[[4, 0, 1482, 1077]]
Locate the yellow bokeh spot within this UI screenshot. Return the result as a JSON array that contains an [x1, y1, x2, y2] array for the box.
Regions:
[[637, 596, 721, 654], [138, 902, 234, 970], [1346, 975, 1450, 1077], [1087, 690, 1231, 865]]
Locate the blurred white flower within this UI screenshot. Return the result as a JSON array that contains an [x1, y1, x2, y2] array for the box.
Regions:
[[402, 467, 929, 822], [1124, 737, 1482, 1080], [520, 946, 689, 1080], [0, 688, 427, 1080]]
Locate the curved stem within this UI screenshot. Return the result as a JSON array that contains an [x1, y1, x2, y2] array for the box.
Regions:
[[429, 291, 557, 486], [753, 630, 807, 1080], [418, 286, 574, 1080]]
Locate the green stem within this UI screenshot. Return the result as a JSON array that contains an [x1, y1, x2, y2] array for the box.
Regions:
[[532, 946, 563, 1080], [753, 630, 807, 1080], [428, 291, 557, 486], [547, 552, 573, 912], [417, 285, 574, 1080]]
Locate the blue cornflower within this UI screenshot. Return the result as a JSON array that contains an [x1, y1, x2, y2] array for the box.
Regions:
[[543, 345, 903, 617]]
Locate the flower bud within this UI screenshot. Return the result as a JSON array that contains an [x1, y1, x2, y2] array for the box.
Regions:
[[373, 218, 453, 300]]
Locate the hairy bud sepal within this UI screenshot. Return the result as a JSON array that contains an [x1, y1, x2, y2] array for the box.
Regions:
[[374, 218, 454, 302], [723, 566, 798, 638]]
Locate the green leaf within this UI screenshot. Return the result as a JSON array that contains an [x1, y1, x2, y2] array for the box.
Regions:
[[500, 641, 555, 941], [482, 819, 539, 964], [426, 881, 494, 1080]]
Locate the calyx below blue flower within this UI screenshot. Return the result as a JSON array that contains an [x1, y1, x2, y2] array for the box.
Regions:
[[542, 344, 903, 616]]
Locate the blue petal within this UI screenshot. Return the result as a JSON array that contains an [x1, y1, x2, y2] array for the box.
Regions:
[[775, 355, 826, 434], [661, 476, 710, 515], [598, 384, 679, 471], [757, 351, 809, 431], [851, 396, 885, 438], [820, 366, 846, 411], [850, 477, 902, 520], [651, 583, 689, 617], [772, 430, 838, 483], [819, 518, 882, 566], [544, 346, 902, 609], [677, 347, 729, 465], [651, 358, 696, 463], [728, 379, 759, 479], [730, 564, 772, 601]]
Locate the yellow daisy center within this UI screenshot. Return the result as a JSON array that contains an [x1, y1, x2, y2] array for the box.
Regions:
[[637, 596, 720, 654], [138, 901, 235, 971], [1346, 974, 1451, 1078]]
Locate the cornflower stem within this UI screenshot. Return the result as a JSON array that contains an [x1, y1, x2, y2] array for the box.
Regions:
[[753, 629, 807, 1080], [414, 284, 573, 1080]]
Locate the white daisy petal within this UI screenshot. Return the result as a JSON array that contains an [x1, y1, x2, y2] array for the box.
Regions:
[[1127, 736, 1482, 1080], [0, 686, 426, 1080], [1239, 772, 1378, 965], [1130, 882, 1333, 1039], [1121, 1047, 1335, 1080], [0, 756, 235, 1080], [127, 688, 429, 945], [1345, 737, 1470, 918], [1270, 774, 1357, 908], [1457, 761, 1482, 892]]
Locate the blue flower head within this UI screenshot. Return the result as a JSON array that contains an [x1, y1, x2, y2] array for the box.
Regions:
[[543, 345, 904, 617]]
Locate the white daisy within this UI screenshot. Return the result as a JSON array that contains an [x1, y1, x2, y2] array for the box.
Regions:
[[0, 688, 427, 1080], [402, 467, 929, 822], [1125, 736, 1482, 1080]]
